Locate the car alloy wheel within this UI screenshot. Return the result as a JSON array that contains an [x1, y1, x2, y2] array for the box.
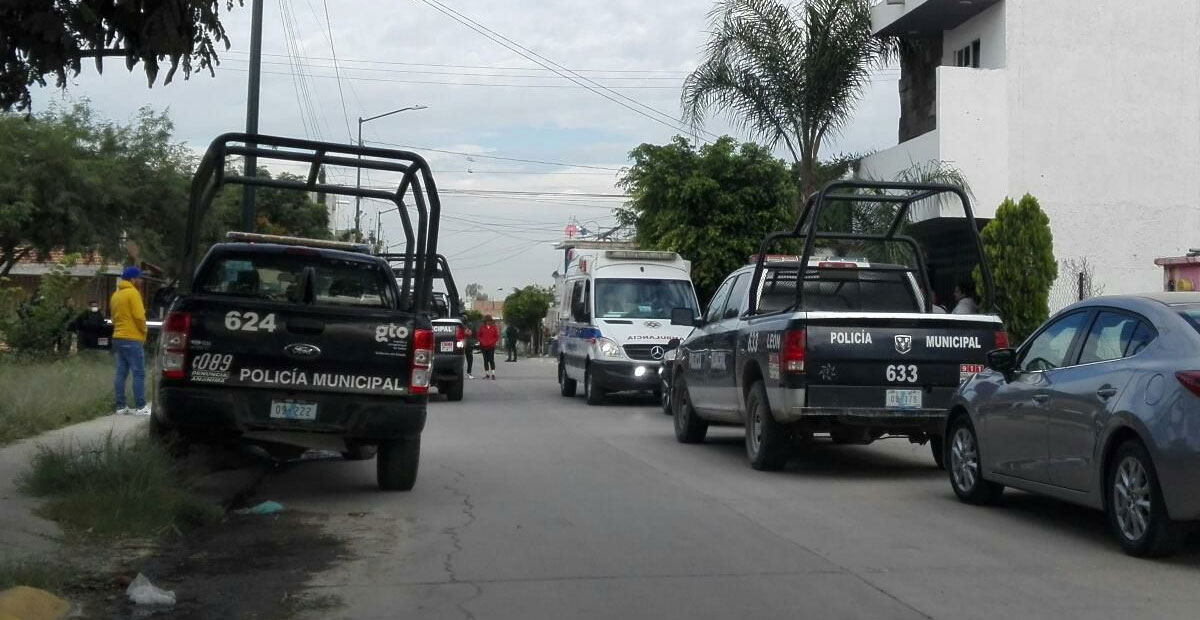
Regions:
[[1113, 456, 1152, 543], [950, 426, 979, 492]]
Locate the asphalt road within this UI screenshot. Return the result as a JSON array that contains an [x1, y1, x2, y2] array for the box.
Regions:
[[260, 359, 1200, 620]]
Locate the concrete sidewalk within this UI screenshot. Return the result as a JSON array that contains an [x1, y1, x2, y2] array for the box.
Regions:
[[0, 415, 147, 563]]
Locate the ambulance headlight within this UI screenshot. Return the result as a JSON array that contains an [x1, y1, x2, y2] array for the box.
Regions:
[[597, 337, 621, 358]]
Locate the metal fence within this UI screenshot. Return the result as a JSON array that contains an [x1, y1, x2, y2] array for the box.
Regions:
[[1048, 257, 1104, 313]]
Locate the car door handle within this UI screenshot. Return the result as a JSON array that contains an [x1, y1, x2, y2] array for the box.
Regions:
[[1097, 386, 1118, 399], [1032, 394, 1050, 404]]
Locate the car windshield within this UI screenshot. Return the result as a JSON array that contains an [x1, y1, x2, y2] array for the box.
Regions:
[[199, 253, 393, 308], [757, 267, 921, 313], [594, 278, 698, 319]]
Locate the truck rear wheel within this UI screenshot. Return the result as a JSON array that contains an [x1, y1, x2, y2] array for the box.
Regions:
[[445, 377, 464, 402], [745, 381, 788, 471], [559, 360, 577, 397], [672, 374, 708, 443], [377, 435, 421, 491]]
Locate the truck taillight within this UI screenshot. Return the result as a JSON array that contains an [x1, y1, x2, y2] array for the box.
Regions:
[[455, 326, 466, 349], [160, 312, 191, 380], [995, 330, 1010, 349], [410, 328, 434, 394], [782, 329, 806, 373]]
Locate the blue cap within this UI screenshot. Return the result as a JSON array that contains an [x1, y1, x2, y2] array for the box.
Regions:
[[121, 266, 142, 280]]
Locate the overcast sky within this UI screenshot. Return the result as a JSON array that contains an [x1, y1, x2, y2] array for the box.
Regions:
[[31, 0, 901, 294]]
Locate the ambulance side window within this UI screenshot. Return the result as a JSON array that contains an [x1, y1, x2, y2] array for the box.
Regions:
[[570, 280, 590, 323]]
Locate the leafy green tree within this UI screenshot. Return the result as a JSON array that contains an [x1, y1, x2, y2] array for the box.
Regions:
[[976, 194, 1057, 343], [503, 286, 554, 337], [0, 255, 78, 356], [683, 0, 895, 203], [208, 170, 331, 240], [0, 1, 243, 111], [616, 136, 795, 301]]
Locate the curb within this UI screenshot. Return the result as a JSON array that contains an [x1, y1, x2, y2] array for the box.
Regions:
[[0, 586, 70, 620]]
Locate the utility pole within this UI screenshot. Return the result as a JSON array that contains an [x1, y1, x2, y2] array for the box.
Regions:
[[240, 0, 265, 232], [355, 105, 428, 241]]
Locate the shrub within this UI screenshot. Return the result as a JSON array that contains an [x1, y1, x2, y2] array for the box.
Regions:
[[976, 194, 1057, 344]]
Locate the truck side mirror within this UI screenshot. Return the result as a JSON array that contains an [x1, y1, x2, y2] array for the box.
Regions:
[[670, 307, 695, 327], [987, 348, 1018, 380]]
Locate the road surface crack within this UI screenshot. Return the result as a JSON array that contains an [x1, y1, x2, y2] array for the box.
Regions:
[[441, 465, 482, 620]]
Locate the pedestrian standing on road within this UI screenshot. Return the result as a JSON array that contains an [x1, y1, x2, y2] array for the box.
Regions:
[[951, 280, 979, 315], [69, 300, 108, 350], [478, 315, 500, 379], [464, 325, 476, 379], [111, 267, 150, 415], [504, 323, 519, 362]]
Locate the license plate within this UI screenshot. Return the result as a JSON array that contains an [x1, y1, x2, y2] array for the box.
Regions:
[[270, 400, 317, 421], [440, 341, 455, 353], [885, 389, 923, 410]]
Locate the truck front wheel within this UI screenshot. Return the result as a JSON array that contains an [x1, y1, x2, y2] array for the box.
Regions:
[[445, 377, 465, 402], [745, 381, 788, 471], [377, 435, 421, 491]]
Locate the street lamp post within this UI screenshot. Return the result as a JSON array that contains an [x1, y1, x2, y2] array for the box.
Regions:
[[355, 105, 428, 241]]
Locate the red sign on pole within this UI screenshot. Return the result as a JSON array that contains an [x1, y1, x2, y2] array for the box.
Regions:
[[565, 223, 578, 238]]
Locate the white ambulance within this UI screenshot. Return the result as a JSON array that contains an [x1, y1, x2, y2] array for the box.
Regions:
[[555, 247, 700, 405]]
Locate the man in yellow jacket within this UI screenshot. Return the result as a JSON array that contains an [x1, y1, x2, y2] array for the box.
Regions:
[[111, 266, 150, 416]]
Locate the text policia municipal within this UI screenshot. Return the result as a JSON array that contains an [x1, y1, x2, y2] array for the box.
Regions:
[[239, 368, 408, 392]]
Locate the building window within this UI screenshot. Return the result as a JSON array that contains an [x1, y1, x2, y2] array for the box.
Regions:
[[955, 39, 981, 68]]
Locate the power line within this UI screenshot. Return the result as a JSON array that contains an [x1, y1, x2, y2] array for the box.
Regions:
[[321, 0, 354, 142], [363, 139, 623, 171], [223, 50, 690, 74], [417, 0, 702, 139], [225, 57, 686, 80], [218, 65, 682, 89]]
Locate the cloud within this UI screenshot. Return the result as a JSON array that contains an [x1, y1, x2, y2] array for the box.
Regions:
[[29, 0, 900, 292]]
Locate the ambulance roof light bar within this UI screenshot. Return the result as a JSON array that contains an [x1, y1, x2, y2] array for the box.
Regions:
[[604, 250, 678, 261], [226, 231, 372, 254]]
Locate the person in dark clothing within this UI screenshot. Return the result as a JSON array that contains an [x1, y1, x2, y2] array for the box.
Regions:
[[478, 315, 500, 379], [463, 325, 476, 379], [69, 300, 109, 350], [504, 324, 519, 362]]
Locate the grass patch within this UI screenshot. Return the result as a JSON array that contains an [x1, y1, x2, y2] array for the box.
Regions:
[[0, 559, 66, 592], [18, 434, 222, 539], [0, 353, 115, 445]]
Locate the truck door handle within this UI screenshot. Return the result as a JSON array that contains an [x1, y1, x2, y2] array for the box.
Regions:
[[1032, 394, 1050, 404], [1097, 386, 1118, 399], [287, 318, 325, 335]]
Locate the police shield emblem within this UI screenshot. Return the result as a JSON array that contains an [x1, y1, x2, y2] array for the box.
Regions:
[[894, 335, 913, 355]]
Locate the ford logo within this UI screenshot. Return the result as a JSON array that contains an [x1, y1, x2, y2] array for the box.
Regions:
[[284, 343, 322, 359], [650, 345, 666, 360]]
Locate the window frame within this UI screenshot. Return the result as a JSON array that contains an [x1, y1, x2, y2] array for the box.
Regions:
[[723, 272, 753, 321], [1072, 308, 1157, 367], [1016, 310, 1092, 373], [705, 276, 737, 324]]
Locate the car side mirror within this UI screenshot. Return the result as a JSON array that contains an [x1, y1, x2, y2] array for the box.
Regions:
[[987, 348, 1018, 379], [670, 308, 695, 327], [666, 338, 680, 351]]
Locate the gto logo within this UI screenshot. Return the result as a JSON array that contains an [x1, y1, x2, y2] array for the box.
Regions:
[[375, 324, 411, 343]]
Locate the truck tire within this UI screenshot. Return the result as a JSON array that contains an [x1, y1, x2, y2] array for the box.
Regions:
[[585, 366, 606, 406], [445, 377, 465, 402], [672, 374, 708, 443], [377, 435, 421, 491], [559, 360, 577, 397], [745, 381, 788, 471]]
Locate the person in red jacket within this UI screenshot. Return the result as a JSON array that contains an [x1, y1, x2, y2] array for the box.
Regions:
[[477, 315, 501, 380]]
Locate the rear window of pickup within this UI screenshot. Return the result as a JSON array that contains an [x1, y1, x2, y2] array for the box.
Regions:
[[198, 253, 395, 308], [758, 267, 920, 314]]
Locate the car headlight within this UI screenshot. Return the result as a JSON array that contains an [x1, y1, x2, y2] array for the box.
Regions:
[[596, 337, 621, 358]]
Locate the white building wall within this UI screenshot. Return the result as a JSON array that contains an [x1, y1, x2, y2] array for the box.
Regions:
[[935, 66, 1008, 219], [1004, 0, 1200, 294], [941, 2, 1007, 69]]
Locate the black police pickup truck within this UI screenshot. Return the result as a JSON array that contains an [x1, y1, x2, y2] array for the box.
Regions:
[[667, 181, 1005, 471], [384, 254, 466, 401], [153, 134, 444, 490]]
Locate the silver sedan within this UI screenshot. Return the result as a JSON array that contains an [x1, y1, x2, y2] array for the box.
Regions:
[[945, 292, 1200, 557]]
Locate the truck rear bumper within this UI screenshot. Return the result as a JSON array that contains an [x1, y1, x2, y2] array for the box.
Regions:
[[157, 384, 427, 443], [773, 387, 945, 432]]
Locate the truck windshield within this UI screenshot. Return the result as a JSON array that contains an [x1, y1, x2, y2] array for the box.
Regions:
[[758, 267, 920, 313], [198, 253, 393, 308], [594, 278, 698, 319]]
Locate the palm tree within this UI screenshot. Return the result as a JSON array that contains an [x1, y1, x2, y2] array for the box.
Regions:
[[683, 0, 895, 202]]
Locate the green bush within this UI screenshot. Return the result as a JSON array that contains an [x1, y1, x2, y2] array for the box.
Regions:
[[18, 434, 221, 539], [0, 255, 78, 356], [976, 194, 1057, 344]]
